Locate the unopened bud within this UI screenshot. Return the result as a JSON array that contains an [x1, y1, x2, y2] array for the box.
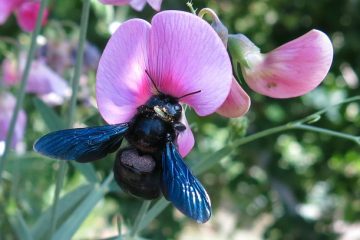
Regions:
[[198, 8, 228, 46]]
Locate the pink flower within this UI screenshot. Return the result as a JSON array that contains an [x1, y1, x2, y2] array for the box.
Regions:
[[96, 11, 233, 156], [0, 0, 48, 32], [232, 30, 333, 98], [216, 78, 250, 118], [2, 57, 70, 106], [0, 92, 27, 151], [99, 0, 163, 11]]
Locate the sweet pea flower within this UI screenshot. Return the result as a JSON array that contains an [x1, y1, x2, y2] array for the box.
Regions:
[[0, 0, 48, 32], [2, 57, 70, 106], [99, 0, 163, 11], [197, 8, 250, 118], [0, 92, 27, 154], [96, 10, 233, 156], [229, 30, 333, 98]]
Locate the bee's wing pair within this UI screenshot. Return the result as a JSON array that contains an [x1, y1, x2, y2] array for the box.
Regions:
[[33, 124, 211, 223]]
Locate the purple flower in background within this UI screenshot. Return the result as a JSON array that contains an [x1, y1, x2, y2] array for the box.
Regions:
[[2, 56, 70, 106], [0, 92, 26, 154], [99, 0, 163, 11], [0, 0, 49, 32], [96, 10, 233, 156]]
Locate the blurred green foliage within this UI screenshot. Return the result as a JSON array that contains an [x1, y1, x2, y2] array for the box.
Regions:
[[0, 0, 359, 239]]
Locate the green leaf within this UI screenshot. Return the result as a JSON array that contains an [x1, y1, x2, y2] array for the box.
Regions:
[[70, 162, 98, 183], [52, 174, 113, 240], [9, 211, 34, 240], [33, 98, 65, 131], [138, 198, 168, 232], [31, 184, 93, 240]]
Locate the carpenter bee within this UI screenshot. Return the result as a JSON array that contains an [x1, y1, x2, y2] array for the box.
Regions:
[[34, 72, 211, 223]]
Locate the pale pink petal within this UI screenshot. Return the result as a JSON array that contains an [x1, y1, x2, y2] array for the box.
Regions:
[[216, 78, 251, 118], [16, 1, 48, 32], [96, 19, 152, 124], [26, 60, 68, 95], [0, 0, 20, 24], [147, 0, 162, 11], [243, 30, 333, 98], [2, 58, 20, 86], [99, 0, 131, 5], [129, 0, 147, 11], [177, 114, 194, 157], [0, 92, 27, 148], [147, 11, 232, 116]]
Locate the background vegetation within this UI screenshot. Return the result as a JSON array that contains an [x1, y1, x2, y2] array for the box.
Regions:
[[0, 0, 359, 239]]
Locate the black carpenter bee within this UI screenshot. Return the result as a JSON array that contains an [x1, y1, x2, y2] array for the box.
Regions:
[[34, 72, 211, 223]]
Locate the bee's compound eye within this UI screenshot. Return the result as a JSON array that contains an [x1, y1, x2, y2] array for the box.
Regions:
[[113, 148, 161, 199], [174, 103, 182, 113]]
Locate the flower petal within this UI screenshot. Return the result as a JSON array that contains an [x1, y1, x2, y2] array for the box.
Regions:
[[0, 0, 20, 24], [99, 0, 131, 5], [147, 11, 232, 116], [216, 78, 250, 118], [16, 1, 48, 32], [96, 19, 152, 124], [177, 115, 194, 157], [2, 58, 20, 86], [243, 29, 333, 98], [0, 92, 27, 148], [25, 60, 70, 97], [147, 0, 162, 11], [129, 0, 147, 11]]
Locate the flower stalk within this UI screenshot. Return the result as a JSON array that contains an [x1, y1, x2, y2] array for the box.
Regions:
[[49, 0, 91, 237]]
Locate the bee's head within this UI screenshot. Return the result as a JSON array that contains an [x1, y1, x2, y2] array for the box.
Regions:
[[145, 95, 182, 122]]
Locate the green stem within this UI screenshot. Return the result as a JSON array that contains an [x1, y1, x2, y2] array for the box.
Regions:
[[294, 124, 359, 144], [48, 162, 67, 238], [67, 0, 91, 127], [48, 0, 91, 237], [0, 0, 49, 184], [186, 1, 197, 14], [130, 201, 151, 238]]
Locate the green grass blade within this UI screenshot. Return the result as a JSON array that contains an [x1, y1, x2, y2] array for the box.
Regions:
[[33, 98, 66, 131], [31, 184, 93, 239], [9, 211, 34, 240], [52, 173, 113, 240], [70, 162, 99, 183]]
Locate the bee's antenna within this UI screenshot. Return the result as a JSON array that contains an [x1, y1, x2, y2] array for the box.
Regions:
[[178, 90, 201, 100], [145, 70, 161, 94]]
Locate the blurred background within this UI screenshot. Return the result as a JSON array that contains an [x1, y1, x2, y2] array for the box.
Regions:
[[0, 0, 359, 239]]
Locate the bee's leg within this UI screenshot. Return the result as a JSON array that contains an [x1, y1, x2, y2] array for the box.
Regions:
[[173, 122, 186, 132]]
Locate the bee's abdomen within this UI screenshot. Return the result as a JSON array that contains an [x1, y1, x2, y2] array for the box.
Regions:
[[114, 147, 161, 199]]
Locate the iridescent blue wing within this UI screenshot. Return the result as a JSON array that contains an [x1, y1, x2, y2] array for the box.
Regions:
[[34, 123, 129, 162], [161, 142, 211, 223]]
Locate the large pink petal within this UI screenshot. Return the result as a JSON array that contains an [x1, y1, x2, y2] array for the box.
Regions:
[[96, 19, 152, 124], [16, 1, 48, 32], [147, 11, 232, 116], [177, 114, 194, 157], [243, 30, 333, 98], [99, 0, 131, 5], [216, 78, 251, 118], [147, 0, 162, 11]]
